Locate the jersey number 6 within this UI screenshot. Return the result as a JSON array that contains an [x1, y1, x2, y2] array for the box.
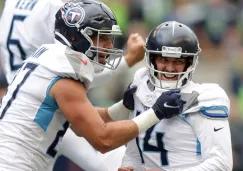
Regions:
[[7, 15, 27, 71]]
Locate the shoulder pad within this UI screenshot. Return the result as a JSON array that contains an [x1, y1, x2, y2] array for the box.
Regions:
[[183, 83, 230, 119], [132, 67, 148, 86], [32, 44, 94, 91], [64, 47, 94, 90]]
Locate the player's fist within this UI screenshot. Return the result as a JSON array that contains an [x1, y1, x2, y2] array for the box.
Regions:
[[123, 83, 137, 110], [118, 166, 134, 171], [152, 89, 186, 120], [125, 33, 145, 67]]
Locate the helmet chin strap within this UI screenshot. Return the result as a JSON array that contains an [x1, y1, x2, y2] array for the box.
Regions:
[[54, 31, 73, 48], [91, 56, 105, 73], [154, 77, 182, 89], [86, 49, 105, 73]]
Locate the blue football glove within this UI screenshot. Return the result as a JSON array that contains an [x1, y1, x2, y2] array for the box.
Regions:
[[123, 83, 137, 110], [152, 89, 186, 120]]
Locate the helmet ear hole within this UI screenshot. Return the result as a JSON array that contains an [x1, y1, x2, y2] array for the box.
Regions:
[[149, 54, 155, 61], [183, 57, 193, 72], [149, 54, 157, 66], [71, 36, 79, 43], [149, 54, 158, 76]]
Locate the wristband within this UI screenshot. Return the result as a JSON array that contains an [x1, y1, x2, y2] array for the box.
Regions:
[[108, 100, 131, 121], [132, 108, 160, 134]]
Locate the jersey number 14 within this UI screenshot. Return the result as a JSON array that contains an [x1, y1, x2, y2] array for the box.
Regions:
[[136, 111, 169, 167]]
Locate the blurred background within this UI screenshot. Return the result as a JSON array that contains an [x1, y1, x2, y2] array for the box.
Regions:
[[0, 0, 243, 170]]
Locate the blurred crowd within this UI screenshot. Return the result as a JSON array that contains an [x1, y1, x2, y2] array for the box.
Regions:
[[0, 0, 243, 170]]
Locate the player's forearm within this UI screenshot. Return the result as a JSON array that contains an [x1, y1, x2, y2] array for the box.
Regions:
[[94, 120, 139, 154], [96, 107, 113, 123], [124, 54, 137, 67], [70, 116, 138, 154], [93, 109, 159, 153]]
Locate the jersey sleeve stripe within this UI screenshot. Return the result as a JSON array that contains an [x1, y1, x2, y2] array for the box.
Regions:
[[33, 76, 62, 131], [200, 106, 229, 118]]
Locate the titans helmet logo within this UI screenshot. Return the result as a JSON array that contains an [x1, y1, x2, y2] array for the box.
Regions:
[[61, 3, 85, 27]]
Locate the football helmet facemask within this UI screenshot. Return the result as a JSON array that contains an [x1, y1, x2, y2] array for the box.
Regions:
[[55, 0, 123, 73], [145, 21, 201, 89]]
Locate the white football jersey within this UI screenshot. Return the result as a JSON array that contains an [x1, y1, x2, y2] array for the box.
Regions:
[[122, 68, 232, 171], [0, 44, 93, 171], [0, 0, 130, 170], [0, 0, 65, 83]]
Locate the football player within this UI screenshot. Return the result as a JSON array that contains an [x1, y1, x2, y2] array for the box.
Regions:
[[119, 21, 233, 171], [0, 2, 185, 171], [0, 0, 144, 170]]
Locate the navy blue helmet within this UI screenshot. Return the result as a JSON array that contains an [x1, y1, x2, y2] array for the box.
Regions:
[[55, 0, 123, 72], [145, 21, 201, 89]]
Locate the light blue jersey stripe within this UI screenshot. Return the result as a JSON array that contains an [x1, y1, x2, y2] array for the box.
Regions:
[[200, 106, 229, 118], [181, 114, 190, 126], [196, 139, 201, 156], [34, 76, 62, 131], [181, 114, 202, 156]]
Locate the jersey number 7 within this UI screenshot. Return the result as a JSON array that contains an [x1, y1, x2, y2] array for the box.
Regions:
[[0, 62, 38, 119]]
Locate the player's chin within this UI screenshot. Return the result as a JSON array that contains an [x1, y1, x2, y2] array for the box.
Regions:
[[98, 58, 106, 65], [98, 55, 107, 65]]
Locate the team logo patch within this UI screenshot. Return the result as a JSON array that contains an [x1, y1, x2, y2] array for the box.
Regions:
[[61, 3, 85, 27]]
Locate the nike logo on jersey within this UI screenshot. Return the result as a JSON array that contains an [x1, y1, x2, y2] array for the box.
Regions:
[[77, 56, 88, 65], [164, 102, 179, 108], [214, 127, 224, 132]]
